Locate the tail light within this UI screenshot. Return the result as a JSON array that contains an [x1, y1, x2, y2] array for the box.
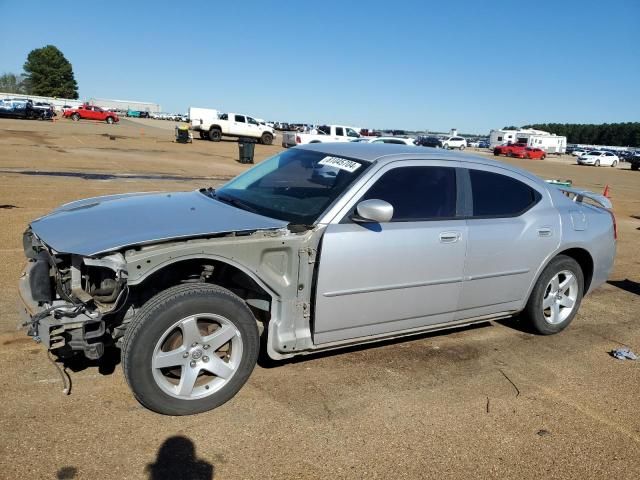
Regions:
[[609, 210, 617, 240], [296, 135, 301, 144]]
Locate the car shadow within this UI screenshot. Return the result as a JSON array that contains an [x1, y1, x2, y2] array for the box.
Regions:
[[258, 321, 493, 368], [145, 435, 214, 480], [62, 345, 121, 375], [607, 279, 640, 296]]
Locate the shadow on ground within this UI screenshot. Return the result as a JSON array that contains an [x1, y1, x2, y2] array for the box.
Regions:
[[608, 279, 640, 296], [145, 435, 214, 480]]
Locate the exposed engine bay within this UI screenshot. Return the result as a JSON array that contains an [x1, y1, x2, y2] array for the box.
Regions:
[[20, 229, 129, 360]]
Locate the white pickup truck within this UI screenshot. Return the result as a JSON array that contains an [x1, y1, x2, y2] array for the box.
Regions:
[[282, 125, 360, 148], [189, 107, 276, 145]]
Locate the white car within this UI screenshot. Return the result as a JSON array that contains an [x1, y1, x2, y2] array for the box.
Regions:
[[577, 151, 619, 167], [351, 137, 415, 146], [441, 136, 467, 150], [571, 149, 589, 157]]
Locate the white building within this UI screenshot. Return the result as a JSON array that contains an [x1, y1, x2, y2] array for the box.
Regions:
[[489, 128, 567, 154], [87, 98, 161, 113]]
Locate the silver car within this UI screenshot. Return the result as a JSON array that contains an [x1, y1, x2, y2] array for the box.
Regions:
[[18, 143, 616, 415]]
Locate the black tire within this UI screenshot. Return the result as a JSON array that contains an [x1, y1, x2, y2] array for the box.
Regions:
[[459, 145, 465, 151], [72, 113, 80, 121], [122, 284, 259, 415], [595, 160, 600, 167], [106, 117, 114, 124], [261, 132, 273, 145], [611, 160, 618, 167], [208, 128, 222, 142], [541, 154, 546, 160], [199, 131, 206, 140], [631, 163, 639, 171], [493, 149, 500, 156], [522, 255, 584, 335]]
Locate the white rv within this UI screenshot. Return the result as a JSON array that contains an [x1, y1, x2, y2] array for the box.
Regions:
[[489, 128, 566, 154]]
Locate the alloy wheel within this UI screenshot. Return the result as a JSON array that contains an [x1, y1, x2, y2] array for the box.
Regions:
[[542, 270, 578, 325], [151, 313, 243, 400]]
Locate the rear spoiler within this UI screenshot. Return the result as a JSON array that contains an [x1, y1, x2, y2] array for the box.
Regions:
[[552, 185, 612, 210]]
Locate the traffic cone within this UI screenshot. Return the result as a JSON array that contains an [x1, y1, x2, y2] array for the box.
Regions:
[[603, 185, 610, 198]]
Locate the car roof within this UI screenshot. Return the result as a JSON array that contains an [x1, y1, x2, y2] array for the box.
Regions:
[[296, 143, 546, 185]]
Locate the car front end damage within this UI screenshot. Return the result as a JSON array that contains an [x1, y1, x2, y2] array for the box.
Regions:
[[19, 229, 128, 360]]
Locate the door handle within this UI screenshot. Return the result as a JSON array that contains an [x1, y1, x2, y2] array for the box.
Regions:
[[439, 231, 460, 243], [537, 227, 553, 237]]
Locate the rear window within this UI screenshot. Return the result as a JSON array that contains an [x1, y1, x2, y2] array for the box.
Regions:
[[469, 169, 540, 217]]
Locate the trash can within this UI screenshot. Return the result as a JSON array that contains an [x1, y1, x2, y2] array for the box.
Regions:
[[238, 137, 257, 164]]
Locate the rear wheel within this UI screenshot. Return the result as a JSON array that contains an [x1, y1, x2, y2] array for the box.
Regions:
[[106, 117, 114, 124], [611, 160, 618, 167], [522, 255, 583, 335], [260, 132, 273, 145], [541, 154, 546, 160], [595, 160, 600, 166], [122, 284, 259, 415], [208, 128, 222, 142], [459, 145, 465, 151]]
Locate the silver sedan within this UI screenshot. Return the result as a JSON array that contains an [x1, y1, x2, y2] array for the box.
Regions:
[[20, 143, 617, 414]]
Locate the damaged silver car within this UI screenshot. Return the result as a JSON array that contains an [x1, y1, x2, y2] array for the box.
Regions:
[[19, 143, 616, 415]]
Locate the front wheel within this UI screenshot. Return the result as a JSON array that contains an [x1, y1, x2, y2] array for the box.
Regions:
[[522, 255, 583, 335], [72, 113, 80, 121], [595, 160, 600, 167], [459, 145, 465, 150], [261, 132, 273, 145], [208, 128, 222, 142], [122, 284, 259, 415], [611, 160, 618, 167], [106, 117, 114, 124]]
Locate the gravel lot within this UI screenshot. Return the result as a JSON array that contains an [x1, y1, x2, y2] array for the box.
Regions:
[[0, 118, 638, 479]]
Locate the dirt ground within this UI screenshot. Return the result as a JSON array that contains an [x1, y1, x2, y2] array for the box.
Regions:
[[0, 117, 638, 479]]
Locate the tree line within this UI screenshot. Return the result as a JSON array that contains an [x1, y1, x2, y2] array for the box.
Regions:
[[521, 123, 640, 148], [0, 45, 78, 99]]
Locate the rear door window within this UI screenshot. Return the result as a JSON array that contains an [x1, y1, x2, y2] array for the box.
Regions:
[[335, 127, 344, 136], [469, 169, 540, 217], [234, 115, 246, 123], [360, 166, 457, 221]]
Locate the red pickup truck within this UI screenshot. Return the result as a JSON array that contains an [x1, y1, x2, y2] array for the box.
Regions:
[[64, 104, 119, 124], [493, 142, 527, 157]]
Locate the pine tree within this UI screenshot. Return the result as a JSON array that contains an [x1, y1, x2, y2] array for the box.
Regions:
[[23, 45, 78, 99]]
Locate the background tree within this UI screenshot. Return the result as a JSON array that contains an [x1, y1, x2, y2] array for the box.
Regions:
[[23, 45, 78, 98], [0, 73, 29, 94], [522, 122, 640, 147]]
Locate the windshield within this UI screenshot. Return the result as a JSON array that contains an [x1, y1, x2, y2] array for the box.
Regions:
[[216, 149, 368, 225]]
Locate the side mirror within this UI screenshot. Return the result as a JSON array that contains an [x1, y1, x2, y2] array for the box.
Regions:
[[352, 199, 394, 223]]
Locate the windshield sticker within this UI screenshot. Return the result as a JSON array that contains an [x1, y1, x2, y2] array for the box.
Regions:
[[318, 156, 361, 173]]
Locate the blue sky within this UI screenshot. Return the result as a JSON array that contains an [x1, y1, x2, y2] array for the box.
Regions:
[[1, 0, 638, 133]]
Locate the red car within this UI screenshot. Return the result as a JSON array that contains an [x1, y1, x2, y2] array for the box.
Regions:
[[493, 142, 527, 157], [513, 147, 546, 160], [63, 104, 119, 124]]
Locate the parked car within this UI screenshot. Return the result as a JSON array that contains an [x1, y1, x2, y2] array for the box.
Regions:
[[478, 140, 490, 148], [513, 147, 547, 160], [441, 136, 467, 150], [63, 104, 119, 124], [0, 98, 36, 119], [577, 151, 619, 167], [31, 102, 55, 120], [494, 142, 527, 157], [629, 155, 640, 171], [18, 143, 616, 415], [415, 136, 442, 148], [282, 124, 360, 147], [571, 149, 589, 157], [351, 136, 415, 146]]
